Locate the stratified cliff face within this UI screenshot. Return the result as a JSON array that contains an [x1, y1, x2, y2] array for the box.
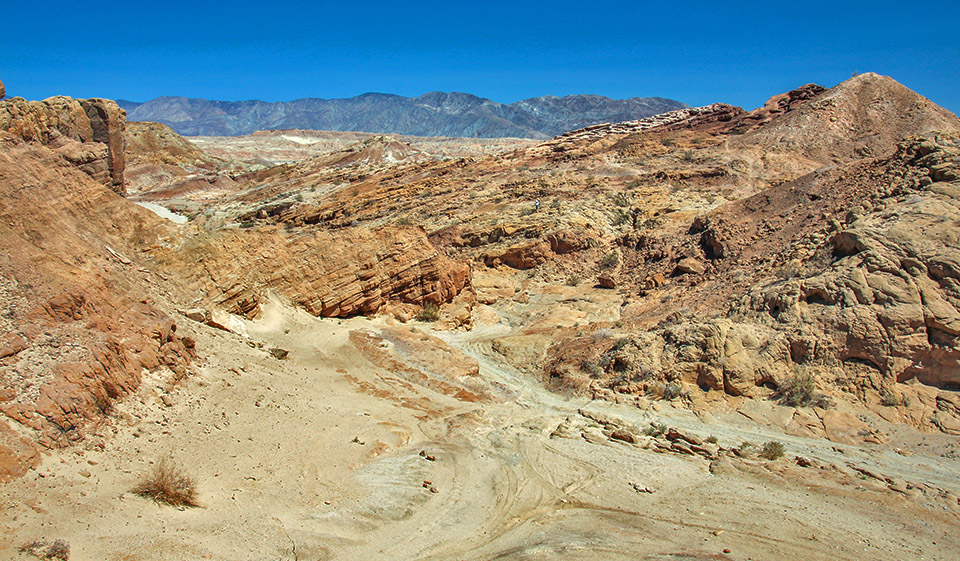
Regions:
[[0, 131, 192, 481], [0, 96, 126, 194], [154, 225, 471, 320]]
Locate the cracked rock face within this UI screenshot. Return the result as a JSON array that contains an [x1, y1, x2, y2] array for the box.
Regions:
[[0, 96, 126, 194]]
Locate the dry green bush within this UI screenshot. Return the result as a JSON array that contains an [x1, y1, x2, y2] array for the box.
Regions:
[[777, 373, 829, 408], [599, 252, 619, 269], [415, 302, 440, 322], [19, 539, 70, 560], [760, 441, 785, 460], [133, 458, 199, 507]]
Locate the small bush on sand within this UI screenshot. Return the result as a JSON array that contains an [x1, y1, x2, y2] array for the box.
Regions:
[[415, 302, 440, 322], [760, 441, 785, 460], [133, 458, 198, 507], [19, 539, 70, 561]]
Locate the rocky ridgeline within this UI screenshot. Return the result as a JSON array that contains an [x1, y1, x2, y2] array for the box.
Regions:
[[0, 95, 126, 194], [545, 103, 744, 145]]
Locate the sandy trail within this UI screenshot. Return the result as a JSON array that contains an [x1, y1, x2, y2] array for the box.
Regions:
[[2, 297, 958, 560]]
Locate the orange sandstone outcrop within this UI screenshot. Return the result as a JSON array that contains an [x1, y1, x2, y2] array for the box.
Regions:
[[0, 96, 126, 193]]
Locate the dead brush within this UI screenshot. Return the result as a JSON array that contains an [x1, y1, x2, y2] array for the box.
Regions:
[[18, 539, 70, 560], [133, 457, 199, 507]]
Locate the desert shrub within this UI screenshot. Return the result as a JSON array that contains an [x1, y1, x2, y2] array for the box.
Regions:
[[395, 216, 413, 226], [19, 539, 70, 561], [663, 382, 682, 401], [239, 220, 255, 229], [613, 192, 632, 207], [612, 208, 632, 226], [613, 337, 630, 351], [566, 274, 581, 286], [880, 389, 898, 406], [778, 373, 821, 407], [581, 360, 603, 377], [415, 302, 440, 322], [644, 422, 667, 437], [599, 252, 619, 270], [550, 199, 562, 209], [760, 441, 785, 460], [133, 458, 198, 507], [705, 435, 718, 444], [681, 150, 695, 162]]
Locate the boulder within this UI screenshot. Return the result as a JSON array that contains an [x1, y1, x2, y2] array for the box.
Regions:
[[206, 309, 249, 338], [0, 78, 5, 100], [179, 308, 208, 323], [598, 273, 617, 289], [674, 257, 706, 275]]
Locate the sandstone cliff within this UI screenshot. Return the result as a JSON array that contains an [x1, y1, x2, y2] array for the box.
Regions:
[[0, 131, 193, 481], [154, 225, 470, 319], [0, 96, 127, 193]]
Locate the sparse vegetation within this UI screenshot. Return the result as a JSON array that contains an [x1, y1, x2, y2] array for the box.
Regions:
[[613, 192, 632, 207], [415, 302, 441, 322], [663, 382, 682, 401], [612, 208, 633, 226], [777, 373, 829, 408], [395, 216, 413, 226], [613, 337, 630, 351], [566, 274, 581, 286], [644, 422, 668, 437], [760, 441, 785, 460], [19, 539, 70, 561], [880, 387, 909, 407], [133, 458, 198, 507], [681, 150, 695, 162], [599, 252, 619, 270], [581, 360, 603, 377], [705, 435, 718, 444]]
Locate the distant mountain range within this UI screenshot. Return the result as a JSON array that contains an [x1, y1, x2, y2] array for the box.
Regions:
[[117, 92, 688, 138]]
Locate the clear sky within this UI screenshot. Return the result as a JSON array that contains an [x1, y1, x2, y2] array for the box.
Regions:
[[2, 1, 958, 113]]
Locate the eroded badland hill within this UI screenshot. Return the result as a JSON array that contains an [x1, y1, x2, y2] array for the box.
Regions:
[[1, 73, 960, 560]]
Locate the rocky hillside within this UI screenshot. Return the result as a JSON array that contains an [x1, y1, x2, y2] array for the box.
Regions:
[[118, 92, 688, 138]]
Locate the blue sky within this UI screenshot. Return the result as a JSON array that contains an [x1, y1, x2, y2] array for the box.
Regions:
[[2, 1, 958, 113]]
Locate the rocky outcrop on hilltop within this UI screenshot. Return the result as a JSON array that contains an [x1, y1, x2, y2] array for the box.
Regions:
[[0, 79, 5, 100], [547, 103, 745, 145], [732, 73, 960, 163], [0, 96, 127, 193]]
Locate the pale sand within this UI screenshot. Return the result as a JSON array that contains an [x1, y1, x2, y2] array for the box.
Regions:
[[2, 296, 958, 560]]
